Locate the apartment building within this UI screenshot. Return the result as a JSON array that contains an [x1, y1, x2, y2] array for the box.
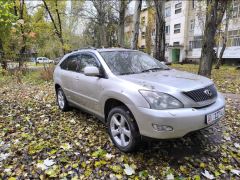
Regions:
[[124, 0, 240, 64]]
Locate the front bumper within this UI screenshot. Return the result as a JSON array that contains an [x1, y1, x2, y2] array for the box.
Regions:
[[131, 93, 225, 139]]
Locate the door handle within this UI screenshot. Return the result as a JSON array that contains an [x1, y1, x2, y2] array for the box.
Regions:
[[75, 76, 80, 80]]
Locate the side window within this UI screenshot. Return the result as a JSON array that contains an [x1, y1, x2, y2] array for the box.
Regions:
[[79, 54, 99, 72], [60, 58, 69, 70], [67, 55, 79, 71], [60, 55, 80, 71]]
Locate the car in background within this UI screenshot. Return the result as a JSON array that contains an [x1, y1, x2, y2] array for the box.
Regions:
[[36, 57, 54, 64]]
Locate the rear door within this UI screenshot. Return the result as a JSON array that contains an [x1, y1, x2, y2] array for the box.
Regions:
[[59, 55, 79, 101]]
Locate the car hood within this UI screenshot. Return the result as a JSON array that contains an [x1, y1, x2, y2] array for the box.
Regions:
[[119, 69, 213, 92]]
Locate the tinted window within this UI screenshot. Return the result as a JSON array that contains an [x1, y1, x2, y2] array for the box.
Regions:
[[60, 54, 80, 71]]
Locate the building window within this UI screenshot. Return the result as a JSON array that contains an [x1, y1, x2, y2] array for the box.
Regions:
[[193, 36, 203, 48], [165, 25, 170, 34], [173, 42, 180, 46], [175, 2, 182, 14], [189, 41, 193, 50], [141, 32, 145, 39], [227, 30, 240, 46], [141, 16, 146, 25], [174, 23, 181, 34], [152, 29, 155, 36], [232, 1, 240, 18], [190, 19, 195, 31], [165, 7, 171, 17], [192, 0, 195, 9]]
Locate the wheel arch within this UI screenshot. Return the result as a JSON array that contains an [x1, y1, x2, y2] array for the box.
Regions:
[[104, 98, 140, 132], [55, 83, 61, 92]]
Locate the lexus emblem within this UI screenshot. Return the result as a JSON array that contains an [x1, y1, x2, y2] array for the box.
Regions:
[[204, 89, 212, 96]]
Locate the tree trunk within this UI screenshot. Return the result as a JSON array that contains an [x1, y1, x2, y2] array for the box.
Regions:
[[19, 0, 25, 69], [215, 1, 231, 69], [118, 0, 126, 47], [154, 0, 165, 61], [0, 39, 7, 71], [198, 0, 227, 77], [145, 8, 154, 54], [99, 23, 107, 47], [131, 0, 142, 50], [55, 0, 65, 54], [92, 0, 107, 47]]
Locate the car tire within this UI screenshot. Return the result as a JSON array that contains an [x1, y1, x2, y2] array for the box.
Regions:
[[107, 106, 140, 152], [56, 87, 69, 111]]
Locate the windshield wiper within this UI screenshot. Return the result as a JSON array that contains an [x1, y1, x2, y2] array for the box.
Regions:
[[141, 67, 165, 73], [119, 72, 135, 75]]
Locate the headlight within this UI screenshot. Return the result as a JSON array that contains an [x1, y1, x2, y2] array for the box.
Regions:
[[139, 90, 184, 110]]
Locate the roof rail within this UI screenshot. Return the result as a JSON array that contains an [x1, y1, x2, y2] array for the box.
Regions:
[[79, 46, 96, 50], [68, 47, 97, 53]]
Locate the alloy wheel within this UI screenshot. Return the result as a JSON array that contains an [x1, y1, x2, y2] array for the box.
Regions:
[[110, 113, 132, 147]]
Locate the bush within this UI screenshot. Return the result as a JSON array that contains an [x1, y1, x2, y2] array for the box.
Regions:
[[39, 64, 55, 81]]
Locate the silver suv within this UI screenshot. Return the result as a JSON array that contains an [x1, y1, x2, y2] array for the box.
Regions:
[[53, 48, 225, 152]]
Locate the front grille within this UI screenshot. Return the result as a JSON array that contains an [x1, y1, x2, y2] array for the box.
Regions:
[[183, 84, 217, 102]]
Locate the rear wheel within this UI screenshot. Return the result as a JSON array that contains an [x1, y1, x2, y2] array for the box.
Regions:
[[107, 106, 140, 152], [57, 87, 69, 111]]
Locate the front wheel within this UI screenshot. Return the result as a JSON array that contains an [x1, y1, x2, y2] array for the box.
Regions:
[[107, 106, 140, 152], [56, 87, 69, 111]]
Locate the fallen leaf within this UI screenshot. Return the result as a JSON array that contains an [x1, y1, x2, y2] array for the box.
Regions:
[[234, 143, 240, 148], [201, 170, 215, 179], [124, 164, 135, 175], [231, 169, 240, 176], [166, 173, 174, 180], [44, 158, 55, 167]]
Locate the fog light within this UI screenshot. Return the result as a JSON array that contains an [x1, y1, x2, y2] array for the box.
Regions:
[[152, 124, 173, 131]]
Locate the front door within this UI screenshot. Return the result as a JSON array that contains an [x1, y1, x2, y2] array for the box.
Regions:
[[72, 53, 104, 116]]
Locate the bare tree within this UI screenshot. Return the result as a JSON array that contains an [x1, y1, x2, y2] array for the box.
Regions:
[[154, 0, 165, 61], [198, 0, 227, 77], [42, 0, 66, 54], [131, 0, 142, 50], [215, 1, 232, 69], [92, 0, 108, 47]]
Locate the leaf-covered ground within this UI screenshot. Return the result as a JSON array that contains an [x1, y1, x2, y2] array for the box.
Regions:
[[0, 65, 240, 179]]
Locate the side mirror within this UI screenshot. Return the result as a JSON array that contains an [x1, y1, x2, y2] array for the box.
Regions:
[[84, 66, 100, 76]]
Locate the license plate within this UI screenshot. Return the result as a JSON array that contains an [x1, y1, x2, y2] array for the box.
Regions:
[[206, 108, 224, 124]]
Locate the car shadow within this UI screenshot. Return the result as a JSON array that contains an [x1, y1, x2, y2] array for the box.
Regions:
[[135, 123, 224, 167]]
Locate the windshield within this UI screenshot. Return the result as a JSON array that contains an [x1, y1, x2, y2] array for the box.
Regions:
[[100, 51, 169, 75]]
